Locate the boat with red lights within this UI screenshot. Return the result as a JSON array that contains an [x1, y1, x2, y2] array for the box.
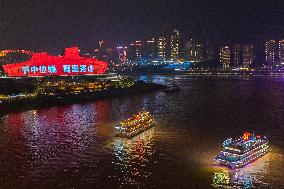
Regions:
[[214, 132, 269, 169], [114, 111, 155, 138]]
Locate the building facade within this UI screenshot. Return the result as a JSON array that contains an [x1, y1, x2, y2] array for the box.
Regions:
[[184, 38, 195, 61], [195, 44, 204, 61], [265, 40, 277, 66], [117, 46, 128, 65], [279, 39, 284, 65], [204, 42, 215, 60], [170, 29, 180, 60], [157, 36, 166, 60], [232, 45, 241, 67], [243, 44, 254, 68], [130, 41, 143, 61], [146, 38, 156, 63], [2, 47, 108, 77], [220, 46, 231, 68]]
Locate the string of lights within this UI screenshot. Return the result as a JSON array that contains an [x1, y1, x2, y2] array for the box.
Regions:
[[115, 111, 155, 138], [215, 132, 269, 169]]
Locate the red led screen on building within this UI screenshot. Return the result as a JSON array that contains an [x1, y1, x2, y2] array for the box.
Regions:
[[2, 47, 108, 77]]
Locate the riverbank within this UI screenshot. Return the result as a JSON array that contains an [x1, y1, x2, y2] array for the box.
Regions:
[[0, 81, 167, 116], [119, 70, 284, 77]]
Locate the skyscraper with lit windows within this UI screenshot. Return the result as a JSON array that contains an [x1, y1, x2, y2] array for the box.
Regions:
[[184, 38, 195, 61], [188, 38, 195, 58], [279, 39, 284, 64], [220, 46, 230, 68], [184, 41, 190, 60], [265, 40, 277, 66], [195, 43, 204, 61], [157, 36, 166, 60], [232, 45, 241, 67], [204, 41, 215, 60], [130, 40, 143, 61], [146, 38, 155, 62], [170, 29, 179, 60], [243, 44, 254, 68]]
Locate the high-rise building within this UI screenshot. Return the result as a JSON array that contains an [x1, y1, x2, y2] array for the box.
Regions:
[[93, 40, 115, 62], [183, 41, 190, 60], [184, 38, 206, 61], [157, 36, 166, 60], [204, 41, 215, 60], [184, 38, 196, 61], [93, 40, 106, 60], [130, 40, 143, 61], [170, 29, 179, 60], [188, 38, 196, 58], [232, 45, 241, 67], [146, 38, 155, 62], [243, 44, 254, 68], [185, 39, 212, 62], [265, 40, 277, 66], [279, 39, 284, 64], [195, 43, 204, 61], [104, 48, 114, 62], [0, 51, 5, 65], [117, 46, 128, 64], [220, 46, 231, 68]]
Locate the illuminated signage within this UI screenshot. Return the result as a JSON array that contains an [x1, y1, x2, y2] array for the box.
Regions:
[[2, 47, 108, 77], [242, 132, 250, 141], [21, 64, 96, 75]]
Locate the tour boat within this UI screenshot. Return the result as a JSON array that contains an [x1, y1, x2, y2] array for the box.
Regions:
[[115, 111, 155, 138], [214, 132, 269, 169]]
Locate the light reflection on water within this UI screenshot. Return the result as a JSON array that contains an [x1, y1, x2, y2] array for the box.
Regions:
[[111, 128, 155, 188], [0, 75, 283, 188], [212, 170, 253, 189], [210, 149, 284, 189]]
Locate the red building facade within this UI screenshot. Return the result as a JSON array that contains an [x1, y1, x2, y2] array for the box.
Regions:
[[2, 47, 108, 77]]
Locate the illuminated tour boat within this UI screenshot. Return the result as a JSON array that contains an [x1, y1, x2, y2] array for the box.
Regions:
[[214, 132, 269, 169], [115, 111, 155, 138]]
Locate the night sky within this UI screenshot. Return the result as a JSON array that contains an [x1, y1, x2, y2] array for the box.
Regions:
[[1, 0, 283, 53]]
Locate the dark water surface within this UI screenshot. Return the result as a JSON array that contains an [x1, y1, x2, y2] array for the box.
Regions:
[[0, 75, 283, 188]]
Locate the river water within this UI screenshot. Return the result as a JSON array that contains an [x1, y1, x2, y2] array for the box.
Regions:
[[0, 75, 283, 188]]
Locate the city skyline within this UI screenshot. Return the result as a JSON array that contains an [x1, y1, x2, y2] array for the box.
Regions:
[[2, 32, 284, 69], [104, 33, 284, 68], [0, 1, 284, 189], [1, 0, 284, 69], [1, 1, 283, 53]]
